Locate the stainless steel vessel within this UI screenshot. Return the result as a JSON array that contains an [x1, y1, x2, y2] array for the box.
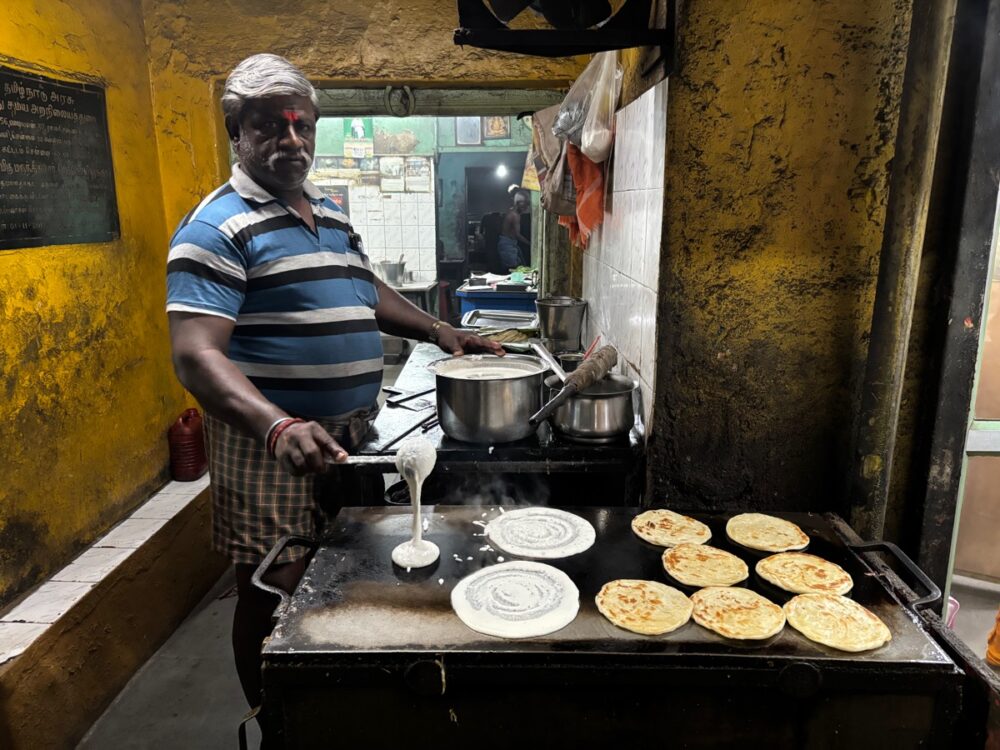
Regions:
[[544, 373, 636, 442], [535, 296, 587, 352], [379, 260, 406, 285], [430, 355, 547, 443]]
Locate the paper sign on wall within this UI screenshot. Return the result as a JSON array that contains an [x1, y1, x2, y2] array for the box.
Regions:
[[404, 157, 432, 193]]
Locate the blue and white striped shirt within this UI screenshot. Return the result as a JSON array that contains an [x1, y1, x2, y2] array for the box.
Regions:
[[166, 164, 383, 418]]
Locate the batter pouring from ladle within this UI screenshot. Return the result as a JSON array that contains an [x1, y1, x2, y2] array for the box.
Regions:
[[391, 437, 440, 568]]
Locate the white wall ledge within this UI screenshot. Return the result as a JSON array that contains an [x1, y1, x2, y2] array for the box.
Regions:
[[0, 474, 209, 665]]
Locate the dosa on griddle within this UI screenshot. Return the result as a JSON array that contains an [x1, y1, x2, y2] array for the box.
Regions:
[[662, 543, 748, 587], [784, 593, 891, 652], [691, 586, 785, 640], [631, 509, 711, 547], [726, 513, 809, 552], [595, 579, 692, 635], [756, 552, 853, 595]]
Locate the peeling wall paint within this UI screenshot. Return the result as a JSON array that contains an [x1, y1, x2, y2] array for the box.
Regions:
[[0, 0, 187, 607], [139, 0, 586, 231], [648, 0, 912, 513]]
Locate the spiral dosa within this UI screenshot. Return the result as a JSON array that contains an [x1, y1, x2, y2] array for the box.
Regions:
[[631, 509, 711, 547], [784, 593, 891, 652], [691, 587, 785, 640], [662, 544, 748, 587], [726, 513, 809, 552], [756, 552, 853, 595], [596, 579, 693, 635]]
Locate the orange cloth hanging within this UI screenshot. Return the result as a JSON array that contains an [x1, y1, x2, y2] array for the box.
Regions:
[[558, 143, 605, 249], [988, 605, 1000, 666]]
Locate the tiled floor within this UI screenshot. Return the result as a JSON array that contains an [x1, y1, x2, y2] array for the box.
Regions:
[[77, 569, 253, 750]]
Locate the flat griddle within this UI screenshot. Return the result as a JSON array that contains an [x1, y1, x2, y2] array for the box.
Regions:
[[259, 506, 971, 748], [265, 506, 955, 669]]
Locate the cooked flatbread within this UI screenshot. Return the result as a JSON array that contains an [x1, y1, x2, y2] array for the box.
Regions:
[[631, 509, 712, 547], [451, 561, 579, 639], [726, 513, 809, 552], [662, 543, 749, 587], [486, 507, 595, 559], [784, 593, 891, 652], [756, 552, 853, 595], [691, 587, 785, 640], [596, 579, 693, 635]]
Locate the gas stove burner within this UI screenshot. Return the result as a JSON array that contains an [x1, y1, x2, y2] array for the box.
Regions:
[[553, 430, 631, 445]]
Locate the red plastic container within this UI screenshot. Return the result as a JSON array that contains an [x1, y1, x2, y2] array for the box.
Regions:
[[168, 408, 208, 481]]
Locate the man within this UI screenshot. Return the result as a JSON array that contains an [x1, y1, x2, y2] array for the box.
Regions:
[[165, 53, 500, 717], [498, 190, 531, 270]]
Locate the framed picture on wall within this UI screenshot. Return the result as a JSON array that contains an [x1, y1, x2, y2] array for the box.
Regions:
[[379, 156, 406, 192], [482, 115, 510, 140], [455, 116, 482, 146]]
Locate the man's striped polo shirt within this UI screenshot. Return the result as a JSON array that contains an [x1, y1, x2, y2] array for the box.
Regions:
[[166, 163, 383, 419]]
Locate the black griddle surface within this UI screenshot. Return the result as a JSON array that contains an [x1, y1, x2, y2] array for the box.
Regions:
[[264, 506, 955, 670]]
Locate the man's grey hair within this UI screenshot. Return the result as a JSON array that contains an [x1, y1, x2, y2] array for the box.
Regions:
[[222, 53, 319, 133]]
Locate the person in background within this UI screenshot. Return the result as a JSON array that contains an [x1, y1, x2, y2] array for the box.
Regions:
[[165, 53, 501, 729], [508, 184, 532, 266], [498, 190, 531, 270]]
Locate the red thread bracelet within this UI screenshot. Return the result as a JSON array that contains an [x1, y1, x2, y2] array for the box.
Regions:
[[268, 418, 305, 458]]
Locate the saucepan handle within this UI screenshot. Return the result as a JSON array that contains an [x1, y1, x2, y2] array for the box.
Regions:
[[848, 540, 941, 612], [251, 534, 317, 623]]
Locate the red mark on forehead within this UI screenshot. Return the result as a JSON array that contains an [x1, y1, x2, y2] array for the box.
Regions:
[[282, 109, 301, 123]]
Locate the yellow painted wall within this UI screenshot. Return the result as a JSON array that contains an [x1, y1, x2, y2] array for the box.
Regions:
[[648, 0, 912, 512], [140, 0, 586, 230], [0, 0, 187, 607]]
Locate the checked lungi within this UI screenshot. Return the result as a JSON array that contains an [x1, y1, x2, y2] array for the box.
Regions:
[[203, 406, 381, 565]]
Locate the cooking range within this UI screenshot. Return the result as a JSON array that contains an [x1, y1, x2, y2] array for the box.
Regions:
[[256, 505, 997, 749], [355, 343, 644, 505]]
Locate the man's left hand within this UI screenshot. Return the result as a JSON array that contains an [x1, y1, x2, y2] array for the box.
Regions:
[[435, 324, 505, 356]]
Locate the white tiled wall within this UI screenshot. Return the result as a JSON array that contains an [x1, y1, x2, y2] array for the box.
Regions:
[[582, 79, 667, 427], [349, 187, 438, 281]]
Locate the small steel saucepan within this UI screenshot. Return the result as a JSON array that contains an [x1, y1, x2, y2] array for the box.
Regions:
[[543, 373, 636, 443]]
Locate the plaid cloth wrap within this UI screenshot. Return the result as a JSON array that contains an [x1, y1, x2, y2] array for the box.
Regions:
[[204, 406, 380, 565]]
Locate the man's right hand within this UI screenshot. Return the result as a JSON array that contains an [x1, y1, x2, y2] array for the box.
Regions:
[[274, 421, 348, 475]]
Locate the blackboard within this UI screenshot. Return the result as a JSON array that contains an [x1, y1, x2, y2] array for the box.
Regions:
[[0, 65, 120, 250]]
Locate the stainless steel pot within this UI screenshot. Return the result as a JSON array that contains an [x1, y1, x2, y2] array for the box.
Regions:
[[430, 355, 547, 443], [543, 373, 636, 443], [379, 260, 406, 285], [535, 296, 587, 352]]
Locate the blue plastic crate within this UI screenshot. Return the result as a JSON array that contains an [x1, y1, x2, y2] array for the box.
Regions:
[[456, 288, 538, 316]]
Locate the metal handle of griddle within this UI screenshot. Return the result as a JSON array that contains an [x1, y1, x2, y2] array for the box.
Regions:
[[848, 540, 941, 612], [251, 534, 318, 623]]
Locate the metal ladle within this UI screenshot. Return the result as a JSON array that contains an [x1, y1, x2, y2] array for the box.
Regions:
[[529, 342, 568, 383]]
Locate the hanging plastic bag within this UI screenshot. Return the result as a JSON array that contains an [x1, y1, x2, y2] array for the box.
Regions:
[[581, 53, 622, 163], [541, 141, 577, 216], [552, 51, 621, 152]]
